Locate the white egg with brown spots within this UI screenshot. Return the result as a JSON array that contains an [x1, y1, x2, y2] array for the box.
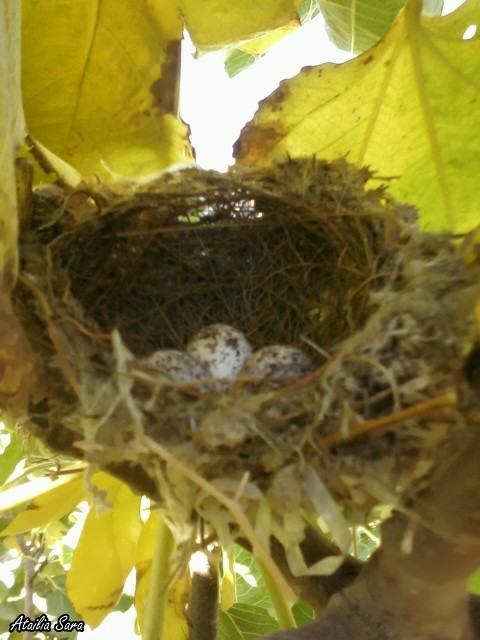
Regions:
[[142, 349, 211, 382], [239, 345, 314, 380], [187, 324, 252, 379]]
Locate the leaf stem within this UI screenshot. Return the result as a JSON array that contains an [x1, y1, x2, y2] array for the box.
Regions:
[[143, 514, 175, 640], [258, 559, 297, 630]]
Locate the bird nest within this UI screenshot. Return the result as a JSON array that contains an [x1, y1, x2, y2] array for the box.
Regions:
[[14, 158, 480, 571]]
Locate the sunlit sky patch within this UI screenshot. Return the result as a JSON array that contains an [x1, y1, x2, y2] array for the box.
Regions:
[[179, 0, 468, 171]]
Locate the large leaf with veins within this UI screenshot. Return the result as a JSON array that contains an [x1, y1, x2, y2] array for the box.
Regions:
[[21, 0, 193, 181], [235, 0, 480, 233], [318, 0, 443, 54], [319, 0, 407, 53]]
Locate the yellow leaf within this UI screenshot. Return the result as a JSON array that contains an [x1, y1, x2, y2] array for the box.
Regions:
[[240, 21, 300, 56], [135, 512, 189, 640], [181, 0, 301, 50], [86, 471, 123, 505], [220, 548, 236, 611], [235, 0, 480, 233], [66, 474, 141, 628], [158, 572, 190, 640], [0, 473, 85, 536], [0, 464, 84, 510], [22, 0, 193, 181]]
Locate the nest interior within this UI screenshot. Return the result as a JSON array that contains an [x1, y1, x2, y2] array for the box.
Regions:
[[13, 158, 480, 562], [40, 160, 389, 358]]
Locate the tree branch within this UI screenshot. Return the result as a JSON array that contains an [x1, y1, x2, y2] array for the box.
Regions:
[[239, 524, 362, 614], [16, 533, 46, 640], [187, 549, 219, 640], [262, 435, 480, 640]]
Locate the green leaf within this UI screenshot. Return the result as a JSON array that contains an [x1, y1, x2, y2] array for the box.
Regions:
[[219, 603, 279, 640], [235, 0, 480, 233], [224, 19, 301, 77], [0, 434, 21, 486], [117, 593, 135, 614], [58, 541, 75, 569], [354, 525, 381, 560], [225, 49, 258, 78], [0, 559, 25, 635], [469, 567, 480, 594], [0, 602, 24, 635], [319, 0, 444, 53], [298, 0, 320, 24], [423, 0, 444, 17], [233, 546, 274, 615], [319, 0, 407, 53], [292, 600, 315, 626], [42, 574, 81, 640]]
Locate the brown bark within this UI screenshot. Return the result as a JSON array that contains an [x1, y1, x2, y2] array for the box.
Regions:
[[186, 550, 219, 640], [263, 435, 480, 640], [269, 526, 362, 614], [265, 513, 477, 640]]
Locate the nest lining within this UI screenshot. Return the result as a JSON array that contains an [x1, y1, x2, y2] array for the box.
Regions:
[[36, 159, 394, 358], [14, 158, 480, 569]]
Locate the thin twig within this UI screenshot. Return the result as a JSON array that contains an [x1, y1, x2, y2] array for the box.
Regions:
[[16, 533, 46, 640], [314, 391, 457, 449], [258, 560, 297, 631], [144, 436, 296, 603], [143, 515, 175, 640]]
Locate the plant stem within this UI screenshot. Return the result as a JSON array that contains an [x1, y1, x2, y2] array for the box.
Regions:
[[258, 559, 296, 631], [17, 534, 35, 640], [187, 549, 219, 640], [143, 514, 175, 640]]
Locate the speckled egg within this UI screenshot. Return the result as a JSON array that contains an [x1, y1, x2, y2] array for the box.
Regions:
[[142, 349, 211, 382], [239, 345, 315, 380], [186, 324, 252, 379]]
